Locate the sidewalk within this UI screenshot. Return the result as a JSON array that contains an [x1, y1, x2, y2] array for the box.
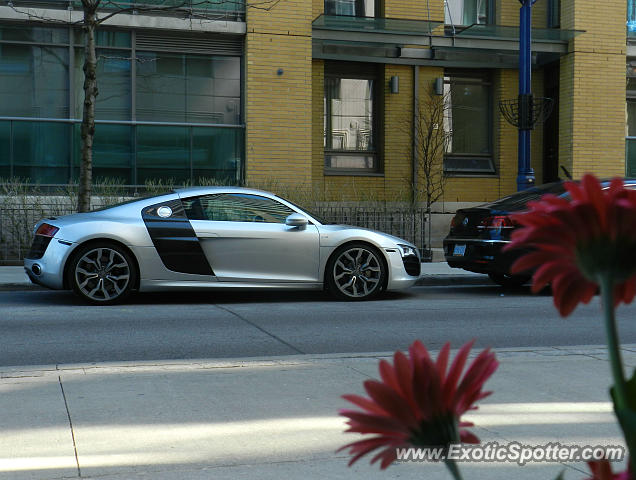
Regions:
[[1, 346, 634, 480], [0, 263, 491, 291]]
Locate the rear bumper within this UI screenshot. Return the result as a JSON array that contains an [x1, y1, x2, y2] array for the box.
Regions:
[[23, 238, 77, 290], [443, 238, 525, 275]]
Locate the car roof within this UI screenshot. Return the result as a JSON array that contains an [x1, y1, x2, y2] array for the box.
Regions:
[[173, 186, 277, 198]]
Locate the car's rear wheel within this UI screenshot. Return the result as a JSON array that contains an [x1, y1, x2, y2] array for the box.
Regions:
[[488, 272, 530, 288], [69, 242, 137, 305], [326, 243, 386, 300]]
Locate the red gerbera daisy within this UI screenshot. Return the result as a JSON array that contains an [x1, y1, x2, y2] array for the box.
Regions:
[[505, 174, 636, 316], [586, 458, 633, 480], [338, 340, 498, 470]]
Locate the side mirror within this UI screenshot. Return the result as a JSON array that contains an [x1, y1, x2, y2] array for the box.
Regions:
[[285, 213, 308, 228]]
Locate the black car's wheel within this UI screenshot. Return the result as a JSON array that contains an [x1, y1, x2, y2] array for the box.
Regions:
[[488, 272, 530, 288], [326, 243, 386, 301], [69, 242, 137, 305]]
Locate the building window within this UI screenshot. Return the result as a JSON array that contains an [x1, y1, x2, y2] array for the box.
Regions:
[[443, 71, 494, 174], [626, 78, 636, 176], [444, 0, 490, 26], [324, 63, 381, 174], [0, 24, 244, 186], [136, 53, 240, 124], [324, 0, 380, 17], [548, 0, 560, 28]]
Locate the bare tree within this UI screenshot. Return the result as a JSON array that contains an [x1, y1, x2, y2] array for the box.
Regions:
[[8, 0, 279, 212], [410, 87, 452, 257]]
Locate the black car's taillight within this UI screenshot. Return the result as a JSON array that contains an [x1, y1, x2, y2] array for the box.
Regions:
[[478, 215, 517, 239], [26, 223, 59, 259]]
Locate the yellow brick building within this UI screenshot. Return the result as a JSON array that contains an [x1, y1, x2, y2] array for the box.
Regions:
[[0, 0, 630, 207], [245, 0, 630, 205]]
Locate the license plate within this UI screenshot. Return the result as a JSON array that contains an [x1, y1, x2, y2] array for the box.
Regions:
[[453, 244, 466, 256]]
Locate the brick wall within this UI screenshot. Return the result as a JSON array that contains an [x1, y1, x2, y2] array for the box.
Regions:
[[559, 0, 626, 178], [248, 0, 628, 206], [245, 0, 313, 187]]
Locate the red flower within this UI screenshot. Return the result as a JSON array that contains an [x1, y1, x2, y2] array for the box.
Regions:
[[505, 174, 636, 316], [338, 340, 498, 469], [586, 459, 633, 480]]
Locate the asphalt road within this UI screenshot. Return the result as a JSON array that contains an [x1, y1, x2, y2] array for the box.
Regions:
[[1, 285, 636, 367]]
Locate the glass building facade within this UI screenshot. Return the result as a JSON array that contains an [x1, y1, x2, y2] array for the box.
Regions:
[[0, 24, 244, 186]]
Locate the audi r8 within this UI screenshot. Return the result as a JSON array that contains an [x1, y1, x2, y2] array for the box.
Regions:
[[24, 187, 421, 304]]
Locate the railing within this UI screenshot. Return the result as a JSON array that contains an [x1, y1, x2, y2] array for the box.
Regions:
[[0, 199, 92, 262], [314, 205, 426, 253], [0, 199, 428, 262]]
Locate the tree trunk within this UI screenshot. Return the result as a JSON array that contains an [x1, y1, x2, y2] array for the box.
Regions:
[[78, 7, 98, 213]]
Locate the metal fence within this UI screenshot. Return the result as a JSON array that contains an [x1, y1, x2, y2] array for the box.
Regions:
[[313, 205, 427, 252], [0, 200, 428, 263]]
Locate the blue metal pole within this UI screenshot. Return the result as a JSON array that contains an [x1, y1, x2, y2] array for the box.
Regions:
[[517, 0, 535, 191]]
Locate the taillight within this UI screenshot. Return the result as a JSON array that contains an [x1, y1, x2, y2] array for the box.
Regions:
[[450, 216, 457, 229], [479, 215, 515, 229], [35, 223, 59, 238]]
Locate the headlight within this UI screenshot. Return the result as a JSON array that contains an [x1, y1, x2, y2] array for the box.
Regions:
[[397, 244, 418, 257]]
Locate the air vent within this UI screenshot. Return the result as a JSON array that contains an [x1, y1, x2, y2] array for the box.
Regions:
[[135, 31, 243, 55]]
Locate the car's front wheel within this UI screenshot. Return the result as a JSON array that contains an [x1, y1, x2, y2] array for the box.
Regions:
[[488, 272, 530, 288], [326, 243, 386, 300], [69, 242, 137, 305]]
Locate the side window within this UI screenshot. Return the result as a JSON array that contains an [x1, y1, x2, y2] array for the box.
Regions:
[[182, 193, 294, 223]]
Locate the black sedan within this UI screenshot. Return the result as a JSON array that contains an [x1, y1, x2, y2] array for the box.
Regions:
[[444, 179, 636, 286], [442, 181, 559, 287]]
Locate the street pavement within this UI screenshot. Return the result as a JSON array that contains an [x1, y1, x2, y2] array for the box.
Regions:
[[1, 265, 634, 479]]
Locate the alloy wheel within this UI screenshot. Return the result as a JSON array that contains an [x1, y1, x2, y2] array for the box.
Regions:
[[74, 247, 131, 302], [332, 247, 382, 299]]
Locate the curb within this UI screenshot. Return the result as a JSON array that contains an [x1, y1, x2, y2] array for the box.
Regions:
[[0, 283, 44, 292], [2, 345, 632, 378], [415, 275, 493, 286]]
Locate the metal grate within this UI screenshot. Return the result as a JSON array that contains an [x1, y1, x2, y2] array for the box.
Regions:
[[135, 31, 243, 55]]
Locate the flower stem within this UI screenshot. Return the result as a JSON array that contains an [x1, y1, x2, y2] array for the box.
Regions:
[[599, 275, 627, 411], [599, 274, 636, 474], [444, 459, 464, 480]]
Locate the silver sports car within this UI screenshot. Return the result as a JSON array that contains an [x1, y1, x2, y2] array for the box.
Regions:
[[24, 187, 421, 304]]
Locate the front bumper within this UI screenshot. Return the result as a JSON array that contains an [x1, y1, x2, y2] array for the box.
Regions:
[[443, 238, 523, 275], [385, 249, 420, 291], [23, 238, 77, 290]]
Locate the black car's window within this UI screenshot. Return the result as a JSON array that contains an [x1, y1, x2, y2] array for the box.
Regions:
[[182, 194, 294, 223], [486, 182, 567, 211]]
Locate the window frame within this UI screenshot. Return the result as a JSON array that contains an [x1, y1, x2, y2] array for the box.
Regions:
[[444, 0, 495, 27], [442, 69, 495, 176], [547, 0, 560, 28], [323, 62, 383, 176]]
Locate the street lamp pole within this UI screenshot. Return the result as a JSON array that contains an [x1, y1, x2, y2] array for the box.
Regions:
[[517, 0, 538, 191]]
